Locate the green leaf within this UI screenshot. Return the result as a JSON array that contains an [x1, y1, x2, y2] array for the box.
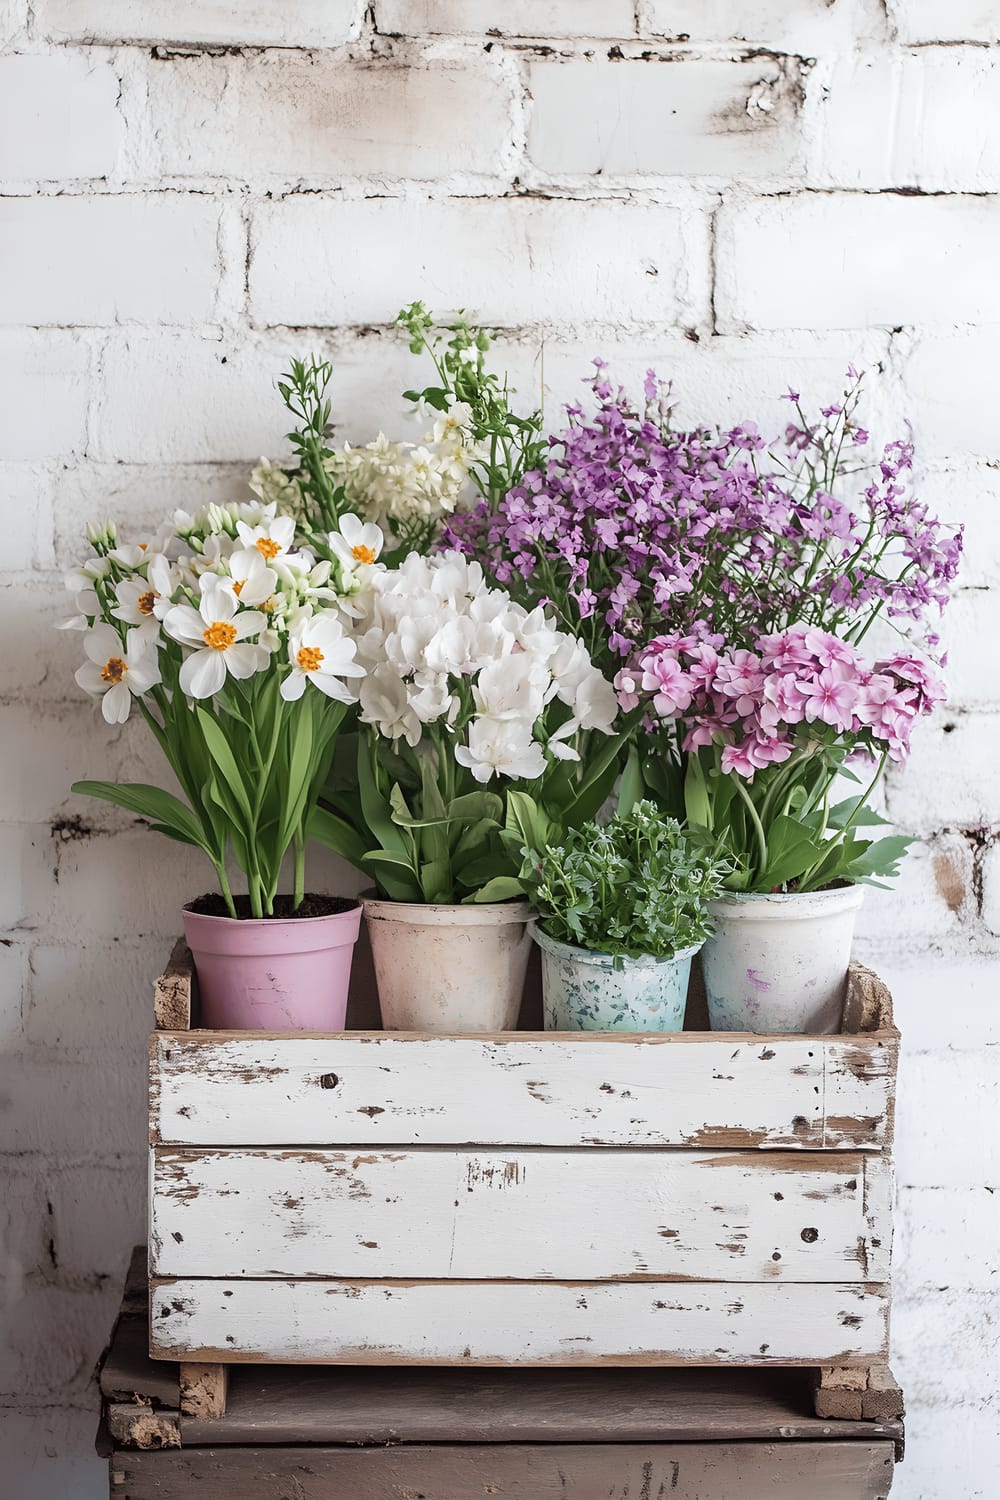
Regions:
[[359, 741, 410, 857], [759, 814, 824, 890], [276, 700, 314, 855], [362, 849, 422, 902], [827, 797, 890, 831], [504, 790, 551, 855], [617, 745, 644, 819], [310, 804, 369, 869], [466, 875, 525, 903], [195, 708, 253, 826], [683, 751, 712, 831], [72, 780, 211, 852]]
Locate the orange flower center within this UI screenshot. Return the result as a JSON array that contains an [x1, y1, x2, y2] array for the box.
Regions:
[[203, 621, 238, 651], [255, 537, 281, 561], [137, 589, 157, 615], [101, 656, 126, 685], [351, 543, 377, 565], [232, 579, 244, 597], [297, 645, 324, 673]]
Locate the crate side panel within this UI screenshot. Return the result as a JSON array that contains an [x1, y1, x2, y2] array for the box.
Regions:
[[150, 1147, 891, 1283], [151, 1033, 894, 1149], [149, 1277, 889, 1365]]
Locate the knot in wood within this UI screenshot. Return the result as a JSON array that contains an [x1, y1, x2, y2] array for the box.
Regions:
[[319, 1072, 340, 1090]]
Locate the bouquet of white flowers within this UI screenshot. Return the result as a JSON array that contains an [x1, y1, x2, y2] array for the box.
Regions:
[[316, 550, 622, 904], [64, 502, 380, 919]]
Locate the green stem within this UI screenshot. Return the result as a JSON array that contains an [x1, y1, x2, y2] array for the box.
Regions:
[[215, 862, 238, 921], [293, 835, 306, 912], [732, 776, 769, 884]]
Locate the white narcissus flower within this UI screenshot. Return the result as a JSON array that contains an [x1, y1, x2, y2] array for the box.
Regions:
[[112, 554, 176, 631], [455, 718, 547, 785], [235, 512, 296, 564], [473, 655, 549, 724], [75, 623, 161, 724], [431, 401, 473, 446], [164, 583, 267, 700], [328, 514, 384, 575], [281, 612, 366, 703], [227, 547, 278, 607], [359, 663, 423, 748]]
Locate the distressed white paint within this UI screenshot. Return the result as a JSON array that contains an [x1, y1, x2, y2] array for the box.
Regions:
[[149, 1276, 890, 1365], [150, 1147, 892, 1283], [150, 1031, 897, 1150]]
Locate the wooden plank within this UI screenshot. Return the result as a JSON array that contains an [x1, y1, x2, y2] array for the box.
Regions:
[[180, 1365, 904, 1448], [109, 1440, 897, 1500], [179, 1362, 228, 1420], [154, 941, 194, 1031], [150, 1147, 891, 1284], [149, 1028, 897, 1150], [149, 1277, 889, 1366]]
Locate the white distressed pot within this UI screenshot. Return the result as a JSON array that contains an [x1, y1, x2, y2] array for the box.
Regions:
[[534, 927, 700, 1033], [702, 886, 865, 1034], [363, 898, 534, 1033]]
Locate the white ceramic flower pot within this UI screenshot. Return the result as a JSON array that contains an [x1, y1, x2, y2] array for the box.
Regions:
[[363, 898, 534, 1033], [702, 886, 865, 1034], [534, 928, 699, 1032]]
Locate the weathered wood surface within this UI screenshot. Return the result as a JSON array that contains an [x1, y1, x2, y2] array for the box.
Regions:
[[154, 940, 195, 1031], [109, 1440, 898, 1499], [816, 1363, 905, 1421], [180, 1364, 904, 1447], [106, 1403, 181, 1451], [150, 1146, 891, 1284], [150, 1276, 889, 1365], [178, 1361, 228, 1420], [150, 1028, 897, 1150]]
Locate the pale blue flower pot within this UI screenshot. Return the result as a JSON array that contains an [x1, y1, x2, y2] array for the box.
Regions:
[[533, 927, 700, 1033]]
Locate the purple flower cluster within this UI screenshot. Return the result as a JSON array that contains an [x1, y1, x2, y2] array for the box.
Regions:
[[617, 623, 946, 781], [442, 366, 963, 674]]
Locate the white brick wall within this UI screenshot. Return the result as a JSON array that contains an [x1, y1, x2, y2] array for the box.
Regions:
[[3, 5, 998, 1497]]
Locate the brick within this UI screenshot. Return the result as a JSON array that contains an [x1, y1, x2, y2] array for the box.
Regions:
[[865, 954, 1000, 1053], [0, 0, 28, 46], [38, 826, 203, 942], [0, 466, 50, 572], [0, 1280, 122, 1400], [0, 580, 85, 705], [853, 833, 973, 946], [905, 329, 1000, 460], [0, 1165, 52, 1285], [896, 1408, 1000, 1500], [53, 461, 253, 568], [918, 467, 1000, 592], [251, 197, 707, 327], [0, 334, 90, 462], [94, 334, 293, 463], [47, 1161, 145, 1278], [641, 0, 884, 49], [977, 843, 1000, 938], [38, 0, 358, 46], [893, 0, 1000, 43], [0, 1051, 144, 1154], [147, 52, 512, 181], [0, 944, 26, 1047], [25, 942, 164, 1050], [814, 51, 1000, 191], [885, 712, 999, 832], [891, 1289, 1000, 1408], [897, 1186, 1000, 1291], [0, 826, 52, 933], [0, 1408, 108, 1500], [527, 58, 805, 179], [0, 703, 159, 823], [0, 52, 123, 183], [0, 196, 225, 327], [377, 0, 636, 36], [896, 1048, 1000, 1189], [937, 589, 1000, 711], [717, 195, 1000, 331]]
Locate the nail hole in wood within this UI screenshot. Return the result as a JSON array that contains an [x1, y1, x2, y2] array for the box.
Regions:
[[319, 1073, 340, 1089], [801, 1227, 819, 1243]]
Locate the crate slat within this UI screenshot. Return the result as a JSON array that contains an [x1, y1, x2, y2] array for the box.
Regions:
[[150, 1146, 891, 1284], [150, 1030, 897, 1150], [149, 1277, 888, 1366]]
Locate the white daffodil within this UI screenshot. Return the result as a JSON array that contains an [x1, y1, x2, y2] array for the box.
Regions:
[[328, 514, 384, 575], [164, 583, 267, 700], [75, 623, 161, 724], [280, 612, 366, 703], [227, 547, 278, 608], [112, 555, 176, 632], [235, 512, 296, 565], [110, 542, 151, 569], [455, 717, 547, 785]]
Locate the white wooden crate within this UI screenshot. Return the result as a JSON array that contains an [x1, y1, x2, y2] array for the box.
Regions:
[[148, 950, 897, 1369]]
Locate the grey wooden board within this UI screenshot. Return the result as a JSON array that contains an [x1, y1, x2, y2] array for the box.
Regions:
[[180, 1365, 904, 1448], [99, 1314, 180, 1409], [109, 1440, 897, 1498]]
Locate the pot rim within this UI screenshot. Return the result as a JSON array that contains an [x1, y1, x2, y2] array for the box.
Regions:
[[362, 895, 534, 927], [708, 885, 865, 920], [182, 896, 362, 927], [532, 925, 703, 969]]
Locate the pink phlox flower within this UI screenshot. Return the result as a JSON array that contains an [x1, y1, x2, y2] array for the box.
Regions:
[[801, 667, 862, 733]]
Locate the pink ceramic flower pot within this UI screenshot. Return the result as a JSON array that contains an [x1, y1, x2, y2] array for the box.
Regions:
[[182, 901, 362, 1031]]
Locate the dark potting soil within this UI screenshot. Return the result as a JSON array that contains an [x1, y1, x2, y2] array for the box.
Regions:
[[185, 892, 358, 920]]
